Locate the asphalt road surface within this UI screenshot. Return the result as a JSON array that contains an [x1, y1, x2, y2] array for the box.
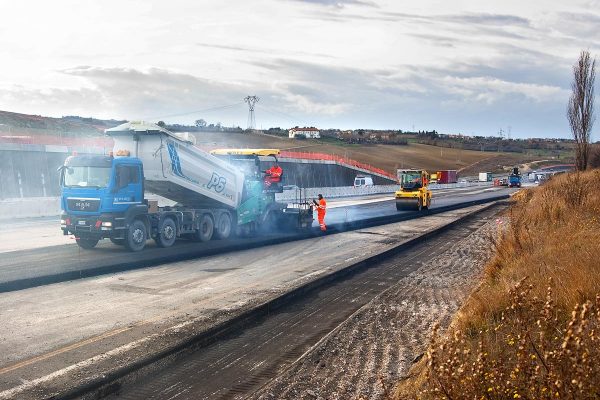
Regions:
[[0, 203, 498, 400], [0, 186, 513, 293]]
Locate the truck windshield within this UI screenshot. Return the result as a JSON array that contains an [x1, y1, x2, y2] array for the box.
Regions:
[[400, 173, 422, 188], [63, 166, 111, 188]]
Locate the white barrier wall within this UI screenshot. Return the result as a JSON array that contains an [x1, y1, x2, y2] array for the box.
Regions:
[[0, 197, 61, 220], [429, 181, 493, 190], [1, 181, 496, 219], [276, 185, 399, 202]]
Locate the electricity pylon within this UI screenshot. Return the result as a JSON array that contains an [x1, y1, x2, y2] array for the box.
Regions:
[[244, 95, 259, 130]]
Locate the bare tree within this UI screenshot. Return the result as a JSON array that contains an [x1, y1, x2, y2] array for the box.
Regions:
[[567, 50, 596, 171]]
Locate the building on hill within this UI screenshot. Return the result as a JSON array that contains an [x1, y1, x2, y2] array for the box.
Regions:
[[289, 127, 320, 139]]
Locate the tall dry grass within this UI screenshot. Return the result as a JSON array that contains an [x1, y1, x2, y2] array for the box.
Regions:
[[396, 170, 600, 399]]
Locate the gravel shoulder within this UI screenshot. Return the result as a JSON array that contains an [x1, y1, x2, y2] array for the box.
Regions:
[[251, 215, 502, 400]]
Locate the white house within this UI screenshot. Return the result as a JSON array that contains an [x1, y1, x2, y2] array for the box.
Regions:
[[289, 127, 320, 139]]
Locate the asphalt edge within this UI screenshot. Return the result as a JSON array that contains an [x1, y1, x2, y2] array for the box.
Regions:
[[0, 195, 509, 294], [51, 199, 509, 400]]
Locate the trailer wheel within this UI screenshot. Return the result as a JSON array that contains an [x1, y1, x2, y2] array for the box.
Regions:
[[76, 238, 99, 249], [215, 212, 232, 240], [125, 219, 147, 252], [155, 217, 177, 248], [193, 214, 214, 242]]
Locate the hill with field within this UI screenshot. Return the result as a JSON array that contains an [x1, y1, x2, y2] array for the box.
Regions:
[[191, 130, 512, 175], [0, 110, 561, 176]]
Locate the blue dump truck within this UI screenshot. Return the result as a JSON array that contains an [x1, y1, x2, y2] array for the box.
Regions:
[[508, 167, 522, 188], [59, 122, 313, 251]]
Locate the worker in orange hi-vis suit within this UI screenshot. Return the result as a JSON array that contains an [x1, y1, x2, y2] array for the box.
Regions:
[[313, 194, 327, 231], [263, 164, 283, 188]]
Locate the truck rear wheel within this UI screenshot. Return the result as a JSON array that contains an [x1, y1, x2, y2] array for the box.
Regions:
[[125, 219, 147, 252], [215, 212, 232, 240], [193, 214, 214, 242], [76, 238, 99, 249], [155, 217, 177, 248]]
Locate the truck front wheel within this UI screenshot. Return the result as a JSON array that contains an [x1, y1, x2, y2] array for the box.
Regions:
[[155, 217, 177, 248], [125, 219, 147, 252], [76, 238, 99, 249]]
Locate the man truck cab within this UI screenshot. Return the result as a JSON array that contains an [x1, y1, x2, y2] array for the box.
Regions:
[[60, 153, 148, 250]]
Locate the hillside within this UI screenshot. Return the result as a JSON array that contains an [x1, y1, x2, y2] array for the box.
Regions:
[[1, 109, 538, 175], [0, 110, 124, 136], [396, 170, 600, 398], [192, 130, 497, 175]]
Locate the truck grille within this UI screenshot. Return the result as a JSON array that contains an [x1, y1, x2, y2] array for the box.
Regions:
[[67, 198, 100, 212]]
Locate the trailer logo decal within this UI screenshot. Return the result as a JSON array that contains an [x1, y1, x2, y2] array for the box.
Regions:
[[207, 172, 226, 193], [166, 141, 199, 184], [167, 142, 184, 177]]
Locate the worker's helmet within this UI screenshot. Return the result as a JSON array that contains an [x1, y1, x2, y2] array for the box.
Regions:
[[318, 194, 323, 199]]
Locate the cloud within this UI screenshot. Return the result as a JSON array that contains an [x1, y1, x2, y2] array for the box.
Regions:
[[441, 13, 530, 27], [52, 66, 253, 121], [289, 0, 377, 8]]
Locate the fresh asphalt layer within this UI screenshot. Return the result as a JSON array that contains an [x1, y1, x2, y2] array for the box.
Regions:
[[0, 187, 513, 293], [0, 202, 504, 400]]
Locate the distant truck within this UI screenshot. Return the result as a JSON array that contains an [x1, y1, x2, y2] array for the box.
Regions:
[[59, 122, 313, 251], [354, 175, 374, 187], [508, 174, 521, 188], [479, 172, 493, 182], [436, 170, 458, 184], [508, 166, 521, 188]]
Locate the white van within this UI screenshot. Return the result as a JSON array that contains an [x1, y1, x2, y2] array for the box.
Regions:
[[354, 175, 374, 187]]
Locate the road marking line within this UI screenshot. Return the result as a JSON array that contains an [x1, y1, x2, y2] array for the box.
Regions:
[[0, 326, 133, 375]]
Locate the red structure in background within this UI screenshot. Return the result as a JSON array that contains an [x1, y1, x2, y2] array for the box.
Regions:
[[280, 151, 397, 181]]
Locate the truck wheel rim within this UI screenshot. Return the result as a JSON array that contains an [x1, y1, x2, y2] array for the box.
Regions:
[[164, 225, 175, 239], [133, 228, 144, 243]]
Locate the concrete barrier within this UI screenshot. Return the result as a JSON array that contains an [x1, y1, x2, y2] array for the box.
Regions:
[[275, 185, 398, 202], [429, 181, 493, 190], [2, 181, 492, 219], [0, 197, 61, 220]]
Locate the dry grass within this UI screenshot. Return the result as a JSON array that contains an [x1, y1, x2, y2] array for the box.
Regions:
[[395, 170, 600, 399], [193, 130, 497, 174]]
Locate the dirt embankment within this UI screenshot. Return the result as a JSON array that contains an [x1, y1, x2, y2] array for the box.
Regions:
[[397, 170, 600, 399], [251, 215, 501, 400]]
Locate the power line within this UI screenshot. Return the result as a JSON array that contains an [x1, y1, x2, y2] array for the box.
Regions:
[[255, 104, 303, 126], [140, 102, 244, 121]]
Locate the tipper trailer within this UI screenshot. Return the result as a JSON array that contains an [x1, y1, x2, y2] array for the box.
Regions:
[[59, 122, 313, 251]]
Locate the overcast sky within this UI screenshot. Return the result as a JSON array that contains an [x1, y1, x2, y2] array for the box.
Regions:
[[0, 0, 598, 138]]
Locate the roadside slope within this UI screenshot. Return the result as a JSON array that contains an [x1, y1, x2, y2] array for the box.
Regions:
[[396, 170, 600, 399]]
